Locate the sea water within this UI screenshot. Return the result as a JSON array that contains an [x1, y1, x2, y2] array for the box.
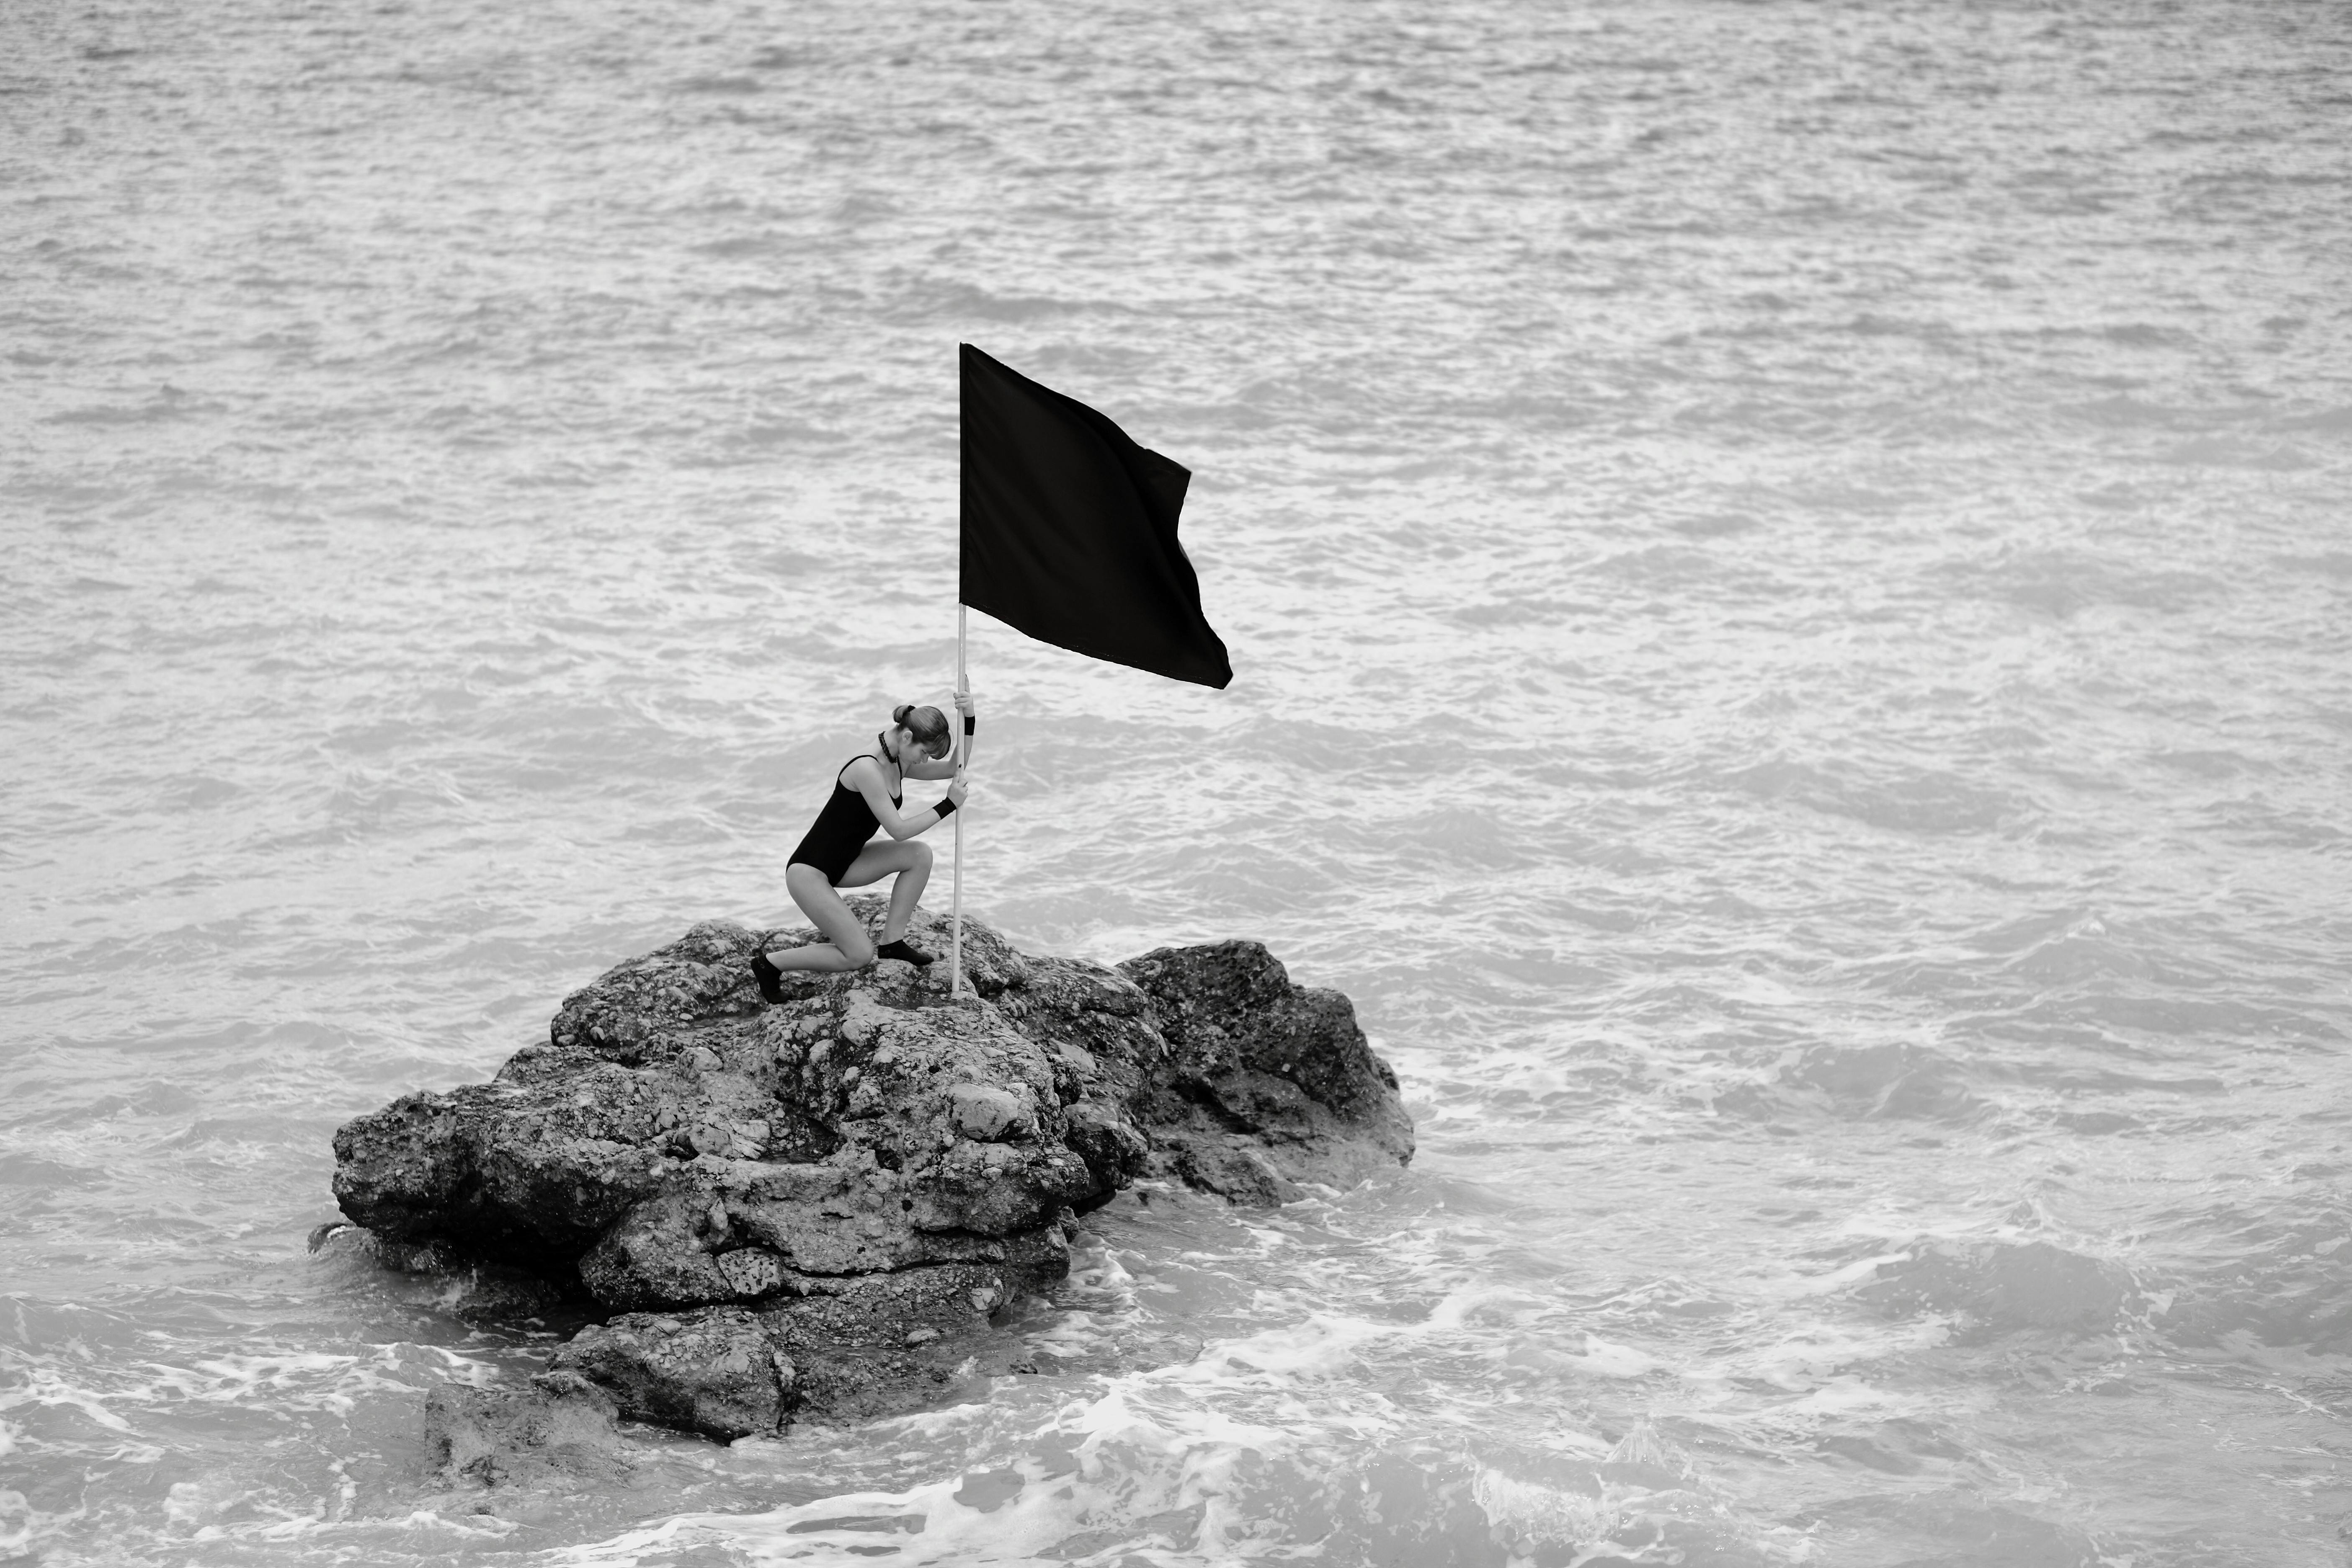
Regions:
[[3, 0, 2349, 1562]]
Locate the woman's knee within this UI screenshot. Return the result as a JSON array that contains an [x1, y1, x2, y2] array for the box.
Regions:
[[838, 929, 877, 967], [908, 840, 934, 871]]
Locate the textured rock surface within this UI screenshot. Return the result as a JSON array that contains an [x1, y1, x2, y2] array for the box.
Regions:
[[422, 1372, 627, 1488], [1121, 939, 1417, 1204], [545, 1307, 793, 1441], [333, 906, 1410, 1440]]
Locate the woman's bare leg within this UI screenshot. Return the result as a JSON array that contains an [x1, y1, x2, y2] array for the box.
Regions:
[[838, 840, 932, 943], [768, 863, 876, 972]]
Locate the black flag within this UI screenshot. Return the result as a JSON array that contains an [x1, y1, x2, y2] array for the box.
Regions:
[[960, 343, 1233, 689]]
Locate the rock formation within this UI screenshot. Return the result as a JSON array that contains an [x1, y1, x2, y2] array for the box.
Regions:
[[330, 907, 1411, 1442]]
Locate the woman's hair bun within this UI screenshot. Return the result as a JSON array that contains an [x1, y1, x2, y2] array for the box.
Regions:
[[892, 702, 953, 759]]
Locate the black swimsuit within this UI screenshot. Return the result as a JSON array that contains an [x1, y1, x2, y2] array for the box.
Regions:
[[789, 747, 901, 886]]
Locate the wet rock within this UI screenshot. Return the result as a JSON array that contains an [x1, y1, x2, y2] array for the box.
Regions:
[[754, 1260, 1017, 1425], [547, 1307, 793, 1441], [423, 1373, 626, 1487], [331, 908, 1411, 1441], [308, 1221, 591, 1328], [1060, 1101, 1150, 1208], [1163, 1139, 1303, 1208], [1119, 938, 1416, 1194]]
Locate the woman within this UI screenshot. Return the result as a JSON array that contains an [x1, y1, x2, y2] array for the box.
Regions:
[[750, 692, 974, 1000]]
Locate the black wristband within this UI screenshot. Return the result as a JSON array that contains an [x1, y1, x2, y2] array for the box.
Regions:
[[962, 714, 977, 735], [934, 796, 958, 819]]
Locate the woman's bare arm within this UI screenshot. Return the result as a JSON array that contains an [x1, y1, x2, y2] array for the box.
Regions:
[[846, 756, 964, 838], [903, 752, 964, 780]]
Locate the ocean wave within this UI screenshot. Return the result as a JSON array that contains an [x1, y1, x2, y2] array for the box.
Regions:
[[1855, 1239, 2138, 1341]]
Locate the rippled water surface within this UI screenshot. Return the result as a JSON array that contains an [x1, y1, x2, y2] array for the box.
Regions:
[[5, 0, 2351, 1562]]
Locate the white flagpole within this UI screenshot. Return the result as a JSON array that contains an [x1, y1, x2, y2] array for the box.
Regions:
[[950, 602, 967, 997]]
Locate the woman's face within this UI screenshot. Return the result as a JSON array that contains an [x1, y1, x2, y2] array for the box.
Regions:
[[895, 724, 949, 764]]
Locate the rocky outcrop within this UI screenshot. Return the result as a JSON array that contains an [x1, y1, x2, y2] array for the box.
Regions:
[[331, 907, 1410, 1441], [545, 1308, 794, 1441], [1123, 940, 1414, 1205]]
